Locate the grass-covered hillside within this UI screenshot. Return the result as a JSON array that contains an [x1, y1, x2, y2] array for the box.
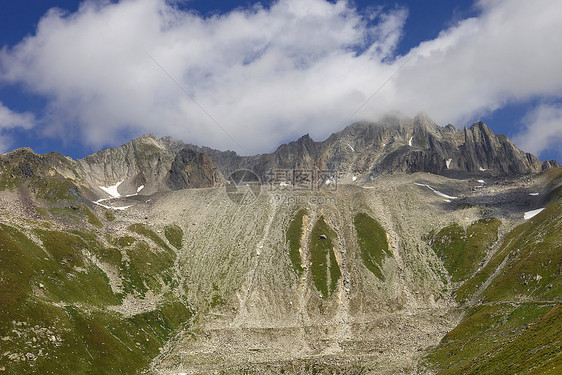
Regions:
[[426, 198, 562, 374], [0, 217, 191, 374], [429, 218, 501, 283]]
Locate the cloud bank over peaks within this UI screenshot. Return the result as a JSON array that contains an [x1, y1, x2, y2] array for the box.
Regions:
[[0, 0, 561, 159], [513, 104, 562, 160]]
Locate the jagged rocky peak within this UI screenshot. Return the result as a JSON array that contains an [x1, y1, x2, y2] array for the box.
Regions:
[[458, 120, 547, 174], [77, 134, 220, 197], [78, 135, 170, 195], [0, 146, 80, 182], [196, 112, 557, 180], [543, 159, 561, 169], [276, 133, 318, 151], [412, 111, 435, 126], [260, 113, 554, 178]]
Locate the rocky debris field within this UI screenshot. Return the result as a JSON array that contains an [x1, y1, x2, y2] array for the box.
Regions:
[[0, 166, 560, 374]]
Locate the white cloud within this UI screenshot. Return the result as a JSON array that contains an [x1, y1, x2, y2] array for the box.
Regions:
[[0, 102, 36, 152], [0, 0, 561, 158], [388, 0, 562, 126], [512, 104, 562, 160], [0, 102, 35, 130]]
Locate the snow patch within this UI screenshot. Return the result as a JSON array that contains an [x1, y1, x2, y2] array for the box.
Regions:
[[479, 167, 487, 171], [345, 142, 355, 152], [408, 137, 413, 146], [99, 181, 123, 198], [529, 192, 539, 196], [112, 206, 132, 211], [446, 159, 452, 169], [93, 200, 132, 211], [477, 179, 485, 184], [94, 180, 141, 210], [524, 208, 545, 220], [280, 182, 290, 187], [352, 176, 357, 181], [414, 183, 458, 200]]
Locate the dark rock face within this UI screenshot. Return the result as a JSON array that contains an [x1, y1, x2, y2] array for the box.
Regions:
[[458, 122, 543, 175], [376, 149, 446, 174], [166, 148, 218, 190], [542, 160, 561, 169]]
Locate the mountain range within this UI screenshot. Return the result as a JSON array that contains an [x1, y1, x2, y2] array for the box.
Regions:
[[0, 113, 560, 374], [2, 112, 558, 200]]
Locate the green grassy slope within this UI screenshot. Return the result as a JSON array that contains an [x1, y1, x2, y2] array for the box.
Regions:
[[0, 222, 191, 374], [426, 199, 562, 374], [164, 224, 184, 250], [353, 212, 392, 280], [309, 216, 341, 299], [430, 218, 501, 283], [286, 209, 307, 277]]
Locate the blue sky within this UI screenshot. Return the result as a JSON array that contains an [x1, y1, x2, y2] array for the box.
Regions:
[[0, 0, 561, 161]]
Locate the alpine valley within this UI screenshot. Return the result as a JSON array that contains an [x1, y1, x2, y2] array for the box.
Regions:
[[0, 113, 560, 374]]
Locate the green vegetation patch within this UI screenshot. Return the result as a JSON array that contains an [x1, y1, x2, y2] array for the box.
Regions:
[[426, 303, 561, 375], [456, 201, 560, 303], [309, 216, 341, 299], [35, 207, 49, 219], [164, 224, 184, 250], [0, 224, 45, 323], [208, 283, 224, 308], [71, 229, 122, 268], [427, 200, 561, 374], [34, 229, 119, 306], [83, 204, 103, 228], [117, 235, 136, 247], [123, 240, 176, 295], [33, 176, 77, 202], [0, 167, 18, 190], [353, 212, 392, 280], [46, 204, 103, 228], [430, 218, 500, 283], [104, 209, 115, 222], [286, 209, 307, 277], [481, 204, 560, 302], [1, 298, 191, 375], [0, 222, 192, 374], [128, 223, 174, 255]]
